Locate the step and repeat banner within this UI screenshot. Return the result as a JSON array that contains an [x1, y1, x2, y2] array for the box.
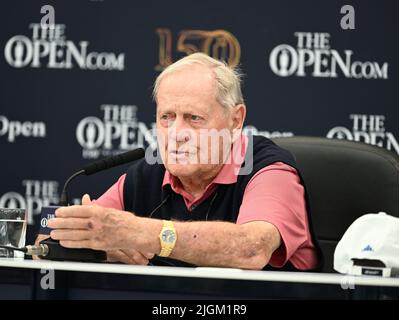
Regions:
[[0, 0, 397, 242]]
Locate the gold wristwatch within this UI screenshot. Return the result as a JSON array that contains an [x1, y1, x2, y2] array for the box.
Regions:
[[158, 220, 177, 257]]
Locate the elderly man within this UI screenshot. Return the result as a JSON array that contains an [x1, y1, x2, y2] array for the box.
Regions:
[[42, 53, 321, 270]]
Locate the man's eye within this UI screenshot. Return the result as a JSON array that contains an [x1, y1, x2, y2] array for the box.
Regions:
[[191, 115, 202, 121], [160, 114, 172, 120]]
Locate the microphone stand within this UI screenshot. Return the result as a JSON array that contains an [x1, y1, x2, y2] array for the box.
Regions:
[[59, 169, 85, 206]]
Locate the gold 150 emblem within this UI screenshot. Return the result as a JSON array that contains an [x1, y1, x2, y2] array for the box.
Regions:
[[155, 28, 241, 71]]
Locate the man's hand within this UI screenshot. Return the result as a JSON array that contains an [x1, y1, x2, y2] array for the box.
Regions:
[[83, 195, 155, 265], [47, 194, 158, 265], [34, 194, 153, 265]]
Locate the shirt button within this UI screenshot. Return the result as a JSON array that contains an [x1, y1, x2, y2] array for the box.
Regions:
[[191, 205, 197, 210]]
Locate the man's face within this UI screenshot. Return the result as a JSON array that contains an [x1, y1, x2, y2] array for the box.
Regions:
[[156, 64, 235, 179]]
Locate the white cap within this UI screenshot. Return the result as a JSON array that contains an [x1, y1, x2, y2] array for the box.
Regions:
[[334, 212, 399, 277]]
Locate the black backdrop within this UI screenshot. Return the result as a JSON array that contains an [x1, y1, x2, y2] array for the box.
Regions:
[[0, 0, 397, 244]]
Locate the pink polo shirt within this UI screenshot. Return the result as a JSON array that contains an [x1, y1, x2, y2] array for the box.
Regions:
[[95, 137, 318, 270]]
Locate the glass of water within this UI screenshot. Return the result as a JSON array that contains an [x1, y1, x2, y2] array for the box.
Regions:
[[0, 208, 27, 259]]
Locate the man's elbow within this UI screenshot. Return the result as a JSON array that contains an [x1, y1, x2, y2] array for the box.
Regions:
[[240, 251, 272, 270], [236, 222, 280, 270]]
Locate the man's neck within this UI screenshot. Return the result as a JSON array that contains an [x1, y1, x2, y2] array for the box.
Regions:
[[178, 164, 223, 199]]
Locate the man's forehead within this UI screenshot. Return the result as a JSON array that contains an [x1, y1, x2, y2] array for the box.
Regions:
[[158, 66, 215, 92], [155, 65, 221, 114]]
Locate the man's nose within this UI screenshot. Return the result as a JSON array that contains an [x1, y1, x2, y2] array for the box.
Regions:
[[169, 117, 191, 142]]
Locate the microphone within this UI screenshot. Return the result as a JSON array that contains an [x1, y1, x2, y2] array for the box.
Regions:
[[82, 148, 145, 175], [59, 148, 145, 206]]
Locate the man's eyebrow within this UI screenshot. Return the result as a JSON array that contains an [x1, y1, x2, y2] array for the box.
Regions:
[[158, 104, 208, 115]]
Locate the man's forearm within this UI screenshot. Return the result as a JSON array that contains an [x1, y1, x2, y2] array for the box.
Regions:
[[130, 216, 281, 270]]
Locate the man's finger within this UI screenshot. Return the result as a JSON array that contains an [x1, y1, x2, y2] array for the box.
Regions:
[[82, 194, 92, 206], [131, 250, 154, 259], [33, 234, 49, 260], [50, 229, 91, 241], [59, 240, 93, 249], [122, 249, 149, 265], [107, 249, 150, 265], [55, 205, 94, 218], [48, 217, 90, 230], [106, 250, 121, 262], [144, 252, 155, 259], [107, 250, 133, 264], [128, 251, 149, 265]]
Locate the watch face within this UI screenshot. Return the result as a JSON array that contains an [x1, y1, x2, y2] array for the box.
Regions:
[[162, 230, 176, 243]]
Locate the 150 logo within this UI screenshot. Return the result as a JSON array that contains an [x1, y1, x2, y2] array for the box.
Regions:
[[155, 29, 241, 71]]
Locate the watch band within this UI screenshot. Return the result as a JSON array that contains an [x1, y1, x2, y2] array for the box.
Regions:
[[159, 220, 177, 257]]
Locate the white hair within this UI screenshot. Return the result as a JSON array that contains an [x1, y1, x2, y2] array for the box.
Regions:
[[153, 53, 244, 110]]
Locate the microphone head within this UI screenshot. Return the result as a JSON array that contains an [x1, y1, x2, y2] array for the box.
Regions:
[[82, 148, 145, 175]]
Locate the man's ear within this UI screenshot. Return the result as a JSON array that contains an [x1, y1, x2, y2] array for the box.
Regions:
[[231, 104, 246, 142]]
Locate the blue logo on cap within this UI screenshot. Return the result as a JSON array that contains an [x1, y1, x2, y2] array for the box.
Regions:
[[362, 244, 374, 252]]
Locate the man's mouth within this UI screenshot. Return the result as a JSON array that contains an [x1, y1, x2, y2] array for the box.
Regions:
[[170, 150, 191, 156], [169, 148, 196, 154]]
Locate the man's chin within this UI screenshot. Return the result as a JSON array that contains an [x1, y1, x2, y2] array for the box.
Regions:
[[165, 163, 199, 177]]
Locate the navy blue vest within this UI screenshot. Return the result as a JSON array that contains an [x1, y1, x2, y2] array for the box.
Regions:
[[123, 135, 323, 271]]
